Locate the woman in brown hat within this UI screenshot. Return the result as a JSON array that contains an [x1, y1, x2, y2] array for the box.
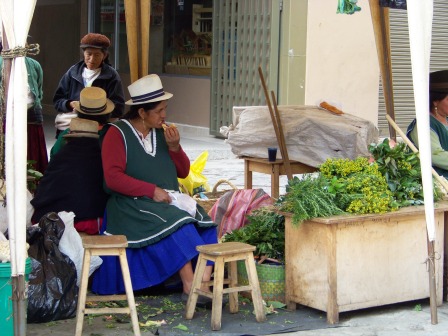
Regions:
[[52, 33, 125, 138], [407, 70, 448, 178]]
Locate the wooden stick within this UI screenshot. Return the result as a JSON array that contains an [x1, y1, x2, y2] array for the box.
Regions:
[[386, 114, 448, 193], [124, 0, 138, 82], [140, 0, 150, 78], [257, 67, 287, 166], [369, 0, 396, 140], [271, 91, 293, 180], [427, 238, 438, 324]]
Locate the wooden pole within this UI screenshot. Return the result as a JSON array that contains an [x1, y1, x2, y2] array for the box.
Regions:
[[140, 0, 150, 78], [270, 91, 293, 180], [258, 66, 293, 180], [124, 0, 139, 83], [427, 238, 438, 324], [369, 0, 396, 140], [386, 115, 448, 193]]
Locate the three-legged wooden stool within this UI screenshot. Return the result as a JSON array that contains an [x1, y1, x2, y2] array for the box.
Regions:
[[75, 235, 141, 336], [185, 242, 266, 330]]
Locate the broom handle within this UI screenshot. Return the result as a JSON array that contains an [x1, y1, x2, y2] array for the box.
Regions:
[[386, 115, 448, 193]]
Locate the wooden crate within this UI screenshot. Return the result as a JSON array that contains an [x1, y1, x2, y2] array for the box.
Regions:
[[284, 202, 448, 324]]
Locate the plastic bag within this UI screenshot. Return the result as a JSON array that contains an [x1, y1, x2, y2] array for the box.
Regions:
[[26, 212, 78, 323], [169, 192, 197, 217], [178, 150, 210, 195], [58, 211, 103, 287], [209, 189, 274, 239]]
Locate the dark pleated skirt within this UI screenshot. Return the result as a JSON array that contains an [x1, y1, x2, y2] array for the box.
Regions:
[[91, 223, 218, 295]]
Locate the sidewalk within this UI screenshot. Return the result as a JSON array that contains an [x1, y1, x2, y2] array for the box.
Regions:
[[31, 119, 448, 336]]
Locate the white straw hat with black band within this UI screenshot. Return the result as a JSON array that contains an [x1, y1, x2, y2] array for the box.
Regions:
[[73, 87, 115, 116], [126, 74, 173, 105]]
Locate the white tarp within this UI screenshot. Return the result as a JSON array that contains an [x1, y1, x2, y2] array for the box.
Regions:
[[222, 105, 379, 168], [407, 0, 435, 241], [0, 0, 36, 276]]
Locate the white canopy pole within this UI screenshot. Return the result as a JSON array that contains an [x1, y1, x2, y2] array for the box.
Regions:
[[406, 0, 437, 324], [0, 0, 36, 334]]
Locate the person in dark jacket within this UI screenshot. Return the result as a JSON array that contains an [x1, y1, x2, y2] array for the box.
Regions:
[[52, 33, 124, 138]]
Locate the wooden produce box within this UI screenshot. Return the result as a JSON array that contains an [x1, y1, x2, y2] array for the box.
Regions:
[[284, 202, 448, 324]]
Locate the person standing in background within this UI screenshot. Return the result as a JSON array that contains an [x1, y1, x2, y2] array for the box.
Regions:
[[52, 33, 125, 138], [0, 38, 48, 174]]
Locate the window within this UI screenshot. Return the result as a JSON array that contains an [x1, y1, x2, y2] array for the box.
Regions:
[[163, 0, 213, 76], [88, 0, 212, 76], [89, 0, 128, 72]]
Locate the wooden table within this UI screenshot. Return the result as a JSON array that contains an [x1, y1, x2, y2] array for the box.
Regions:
[[284, 203, 448, 324], [242, 157, 317, 198]]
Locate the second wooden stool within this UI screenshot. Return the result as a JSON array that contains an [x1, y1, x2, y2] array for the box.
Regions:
[[75, 235, 141, 336], [185, 242, 266, 330]]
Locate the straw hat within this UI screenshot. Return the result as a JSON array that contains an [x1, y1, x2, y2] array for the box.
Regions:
[[73, 87, 115, 116], [430, 70, 448, 93], [126, 74, 173, 105], [80, 33, 110, 50], [64, 118, 99, 139]]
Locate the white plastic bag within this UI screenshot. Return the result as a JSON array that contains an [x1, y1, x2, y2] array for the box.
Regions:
[[58, 211, 103, 286], [169, 192, 197, 217]]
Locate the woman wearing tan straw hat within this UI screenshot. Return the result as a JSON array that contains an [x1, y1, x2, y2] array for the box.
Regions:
[[52, 32, 124, 138], [31, 117, 108, 234], [92, 74, 218, 307], [50, 86, 115, 158], [407, 70, 448, 178]]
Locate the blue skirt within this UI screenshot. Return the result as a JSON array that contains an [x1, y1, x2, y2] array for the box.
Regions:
[[91, 223, 218, 295]]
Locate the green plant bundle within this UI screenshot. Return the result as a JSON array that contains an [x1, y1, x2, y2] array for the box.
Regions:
[[320, 156, 398, 214], [222, 206, 285, 261], [277, 174, 344, 226], [368, 139, 443, 206]]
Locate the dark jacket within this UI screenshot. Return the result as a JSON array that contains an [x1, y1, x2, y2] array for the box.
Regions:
[[52, 60, 125, 118]]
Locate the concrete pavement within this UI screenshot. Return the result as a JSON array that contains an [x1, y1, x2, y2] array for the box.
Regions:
[[31, 119, 448, 335]]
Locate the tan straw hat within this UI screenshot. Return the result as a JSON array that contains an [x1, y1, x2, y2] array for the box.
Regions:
[[73, 87, 115, 115], [64, 118, 99, 139], [126, 74, 173, 105]]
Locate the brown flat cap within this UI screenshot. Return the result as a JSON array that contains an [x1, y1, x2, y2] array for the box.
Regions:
[[80, 33, 110, 50]]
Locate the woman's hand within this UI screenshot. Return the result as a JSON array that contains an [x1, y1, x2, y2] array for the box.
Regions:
[[163, 124, 181, 152], [153, 186, 172, 203]]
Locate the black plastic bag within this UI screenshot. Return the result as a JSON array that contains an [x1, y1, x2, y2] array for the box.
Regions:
[[379, 0, 407, 10], [26, 212, 78, 323]]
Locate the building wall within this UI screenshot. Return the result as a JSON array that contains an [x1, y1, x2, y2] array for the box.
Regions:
[[160, 75, 211, 128], [279, 0, 379, 126]]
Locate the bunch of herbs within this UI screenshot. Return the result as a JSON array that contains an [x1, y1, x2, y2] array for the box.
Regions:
[[276, 174, 344, 226], [319, 156, 398, 214], [368, 138, 443, 206], [222, 206, 285, 262]]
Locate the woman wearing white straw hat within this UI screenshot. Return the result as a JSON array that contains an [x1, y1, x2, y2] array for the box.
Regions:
[[92, 74, 218, 307]]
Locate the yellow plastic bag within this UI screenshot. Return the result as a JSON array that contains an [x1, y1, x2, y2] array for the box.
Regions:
[[178, 151, 210, 195]]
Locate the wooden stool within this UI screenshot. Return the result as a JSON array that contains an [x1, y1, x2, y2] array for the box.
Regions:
[[243, 157, 317, 198], [75, 235, 141, 336], [185, 242, 266, 330]]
